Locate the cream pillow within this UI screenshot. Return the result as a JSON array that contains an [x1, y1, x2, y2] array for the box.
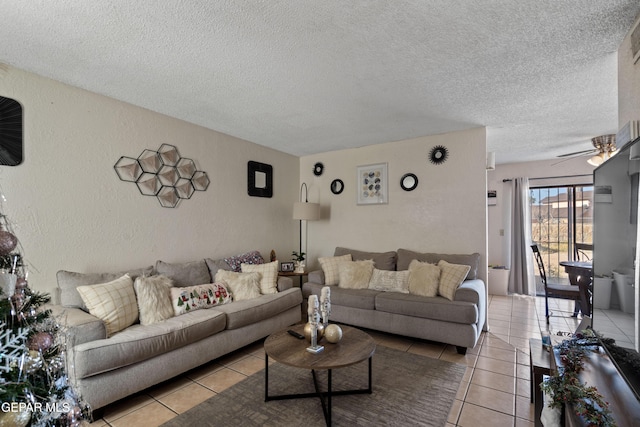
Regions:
[[134, 275, 175, 325], [368, 269, 410, 293], [241, 260, 278, 294], [338, 260, 375, 289], [77, 274, 138, 337], [408, 260, 441, 297], [170, 282, 231, 315], [319, 254, 353, 286], [437, 260, 471, 300], [215, 270, 262, 301]]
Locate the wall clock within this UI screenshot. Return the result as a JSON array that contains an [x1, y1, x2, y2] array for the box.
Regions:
[[429, 145, 448, 165]]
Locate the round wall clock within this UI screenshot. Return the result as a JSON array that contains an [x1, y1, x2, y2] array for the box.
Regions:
[[429, 145, 448, 165], [313, 162, 324, 176]]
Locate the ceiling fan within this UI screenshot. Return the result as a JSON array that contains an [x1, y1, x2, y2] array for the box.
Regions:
[[556, 134, 617, 166]]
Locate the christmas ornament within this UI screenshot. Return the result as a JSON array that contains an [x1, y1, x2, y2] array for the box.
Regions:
[[29, 331, 54, 351], [0, 228, 17, 255], [0, 408, 31, 427]]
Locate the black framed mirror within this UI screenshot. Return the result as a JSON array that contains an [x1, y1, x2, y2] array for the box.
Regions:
[[400, 173, 418, 191], [0, 95, 23, 166], [248, 161, 273, 197], [330, 179, 344, 195], [313, 162, 324, 176]]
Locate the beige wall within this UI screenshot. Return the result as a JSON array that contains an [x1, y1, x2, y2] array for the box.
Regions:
[[0, 65, 299, 301], [619, 14, 640, 130], [300, 127, 488, 282]]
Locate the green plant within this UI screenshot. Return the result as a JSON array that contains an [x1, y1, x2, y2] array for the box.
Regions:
[[291, 251, 305, 262]]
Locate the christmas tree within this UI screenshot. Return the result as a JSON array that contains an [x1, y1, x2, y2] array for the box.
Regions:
[[0, 197, 88, 426]]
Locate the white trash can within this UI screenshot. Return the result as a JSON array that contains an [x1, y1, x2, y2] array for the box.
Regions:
[[488, 268, 509, 296], [593, 277, 612, 310]]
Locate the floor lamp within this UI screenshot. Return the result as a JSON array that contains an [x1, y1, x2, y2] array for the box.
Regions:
[[293, 183, 320, 272]]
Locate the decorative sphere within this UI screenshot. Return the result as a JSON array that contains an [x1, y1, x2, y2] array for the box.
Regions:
[[29, 332, 54, 351], [303, 322, 325, 342], [0, 409, 31, 427], [0, 230, 18, 256], [324, 324, 343, 343]]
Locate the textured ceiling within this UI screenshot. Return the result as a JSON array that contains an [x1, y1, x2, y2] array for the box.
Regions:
[[1, 1, 639, 164]]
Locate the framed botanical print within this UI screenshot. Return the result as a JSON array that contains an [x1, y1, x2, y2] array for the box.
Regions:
[[357, 163, 388, 205]]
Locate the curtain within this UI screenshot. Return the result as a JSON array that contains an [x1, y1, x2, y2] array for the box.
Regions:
[[508, 177, 535, 295]]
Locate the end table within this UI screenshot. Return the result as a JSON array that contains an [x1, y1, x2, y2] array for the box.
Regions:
[[278, 271, 308, 287]]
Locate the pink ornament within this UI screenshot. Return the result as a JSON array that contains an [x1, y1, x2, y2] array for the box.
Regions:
[[0, 229, 17, 256], [29, 332, 54, 351]]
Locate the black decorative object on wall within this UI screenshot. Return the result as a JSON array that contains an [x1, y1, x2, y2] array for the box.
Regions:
[[114, 144, 209, 208], [0, 95, 23, 166], [400, 173, 418, 191], [248, 161, 273, 198], [330, 179, 344, 195], [429, 145, 448, 165], [313, 162, 324, 176]]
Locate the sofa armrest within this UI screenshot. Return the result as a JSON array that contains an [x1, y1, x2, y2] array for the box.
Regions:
[[277, 276, 293, 291], [307, 269, 325, 284], [45, 304, 107, 346], [454, 279, 484, 305]]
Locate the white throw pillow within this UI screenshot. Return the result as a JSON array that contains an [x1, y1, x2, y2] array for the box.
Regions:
[[437, 260, 471, 300], [368, 269, 410, 293], [77, 274, 138, 337], [319, 254, 353, 286], [338, 260, 375, 289], [215, 270, 262, 301], [241, 260, 279, 294], [408, 260, 441, 297], [134, 275, 175, 325], [170, 282, 231, 316]]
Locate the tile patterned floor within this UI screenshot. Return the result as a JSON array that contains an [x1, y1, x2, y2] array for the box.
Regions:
[[88, 295, 582, 426]]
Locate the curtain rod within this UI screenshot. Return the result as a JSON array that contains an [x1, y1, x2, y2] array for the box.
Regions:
[[502, 173, 592, 182]]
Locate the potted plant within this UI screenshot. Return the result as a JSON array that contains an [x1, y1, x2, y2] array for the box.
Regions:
[[291, 251, 306, 273]]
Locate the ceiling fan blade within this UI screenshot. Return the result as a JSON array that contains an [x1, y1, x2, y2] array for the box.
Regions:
[[556, 148, 597, 158]]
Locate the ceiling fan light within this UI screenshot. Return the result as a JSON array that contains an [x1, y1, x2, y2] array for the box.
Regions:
[[588, 153, 604, 166]]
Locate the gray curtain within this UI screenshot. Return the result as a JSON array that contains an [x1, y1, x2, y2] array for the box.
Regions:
[[508, 177, 535, 295]]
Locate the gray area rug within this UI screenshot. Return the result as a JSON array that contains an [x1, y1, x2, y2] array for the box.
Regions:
[[162, 346, 465, 426]]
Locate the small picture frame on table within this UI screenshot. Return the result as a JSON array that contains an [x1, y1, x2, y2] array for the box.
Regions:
[[280, 262, 295, 272]]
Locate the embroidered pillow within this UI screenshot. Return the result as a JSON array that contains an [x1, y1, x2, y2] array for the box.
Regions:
[[437, 260, 471, 300], [223, 251, 264, 272], [318, 254, 353, 286], [215, 270, 262, 301], [134, 275, 175, 325], [338, 260, 375, 289], [368, 269, 410, 293], [408, 260, 441, 297], [170, 282, 231, 316], [77, 274, 138, 337], [241, 260, 279, 294]]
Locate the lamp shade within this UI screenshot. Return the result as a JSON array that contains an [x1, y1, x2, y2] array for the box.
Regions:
[[293, 202, 320, 220]]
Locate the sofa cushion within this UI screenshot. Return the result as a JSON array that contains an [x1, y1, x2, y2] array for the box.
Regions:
[[319, 254, 352, 285], [408, 260, 440, 297], [134, 275, 175, 325], [77, 274, 139, 337], [438, 260, 471, 301], [241, 261, 279, 294], [212, 288, 302, 330], [396, 249, 480, 279], [368, 269, 410, 293], [204, 258, 233, 279], [375, 292, 478, 324], [338, 260, 375, 289], [170, 282, 231, 316], [334, 247, 397, 271], [304, 281, 379, 310], [155, 259, 211, 287], [214, 270, 262, 301], [57, 266, 154, 310], [72, 308, 227, 379], [223, 250, 264, 272]]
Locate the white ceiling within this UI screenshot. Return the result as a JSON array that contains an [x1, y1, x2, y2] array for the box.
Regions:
[[1, 1, 639, 164]]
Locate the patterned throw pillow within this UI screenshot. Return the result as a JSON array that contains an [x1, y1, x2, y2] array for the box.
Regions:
[[368, 269, 410, 293], [338, 260, 375, 289], [319, 254, 353, 286], [77, 274, 139, 337], [170, 282, 231, 316], [437, 260, 471, 300], [223, 251, 264, 272], [241, 260, 279, 294], [134, 275, 175, 325], [215, 270, 262, 301], [408, 260, 441, 297]]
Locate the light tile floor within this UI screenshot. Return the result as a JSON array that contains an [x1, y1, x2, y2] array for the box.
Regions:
[[89, 295, 582, 427]]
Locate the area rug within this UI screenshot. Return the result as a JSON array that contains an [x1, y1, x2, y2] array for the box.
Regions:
[[162, 346, 465, 427]]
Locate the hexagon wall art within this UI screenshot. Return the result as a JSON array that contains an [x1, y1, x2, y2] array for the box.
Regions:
[[114, 144, 209, 208]]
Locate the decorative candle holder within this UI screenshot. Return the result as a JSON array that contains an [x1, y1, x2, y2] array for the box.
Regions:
[[306, 295, 324, 354]]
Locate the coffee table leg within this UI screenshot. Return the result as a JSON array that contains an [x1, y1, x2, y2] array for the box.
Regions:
[[264, 352, 269, 402], [327, 369, 332, 427]]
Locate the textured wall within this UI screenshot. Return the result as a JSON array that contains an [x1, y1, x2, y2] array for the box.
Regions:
[[0, 66, 299, 301], [618, 14, 640, 130]]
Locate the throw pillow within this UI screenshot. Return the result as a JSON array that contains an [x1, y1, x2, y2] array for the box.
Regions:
[[77, 274, 139, 337], [437, 260, 471, 301], [241, 260, 278, 294], [408, 260, 440, 297], [155, 259, 211, 287], [318, 254, 353, 286], [133, 275, 175, 325], [223, 250, 264, 272], [170, 282, 231, 316], [368, 269, 410, 293], [214, 270, 262, 301], [338, 260, 375, 289]]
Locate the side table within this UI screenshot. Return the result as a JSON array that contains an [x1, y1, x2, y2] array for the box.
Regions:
[[529, 338, 551, 427], [278, 271, 308, 287]]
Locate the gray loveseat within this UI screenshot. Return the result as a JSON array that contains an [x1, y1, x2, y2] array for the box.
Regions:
[[50, 253, 302, 412], [302, 247, 486, 354]]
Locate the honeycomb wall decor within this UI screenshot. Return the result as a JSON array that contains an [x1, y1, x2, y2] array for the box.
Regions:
[[114, 144, 209, 208]]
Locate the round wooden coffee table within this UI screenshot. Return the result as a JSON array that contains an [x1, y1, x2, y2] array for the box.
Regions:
[[264, 324, 376, 426]]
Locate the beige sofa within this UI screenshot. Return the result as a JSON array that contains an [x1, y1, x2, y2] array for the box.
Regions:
[[302, 247, 486, 354], [51, 253, 302, 412]]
